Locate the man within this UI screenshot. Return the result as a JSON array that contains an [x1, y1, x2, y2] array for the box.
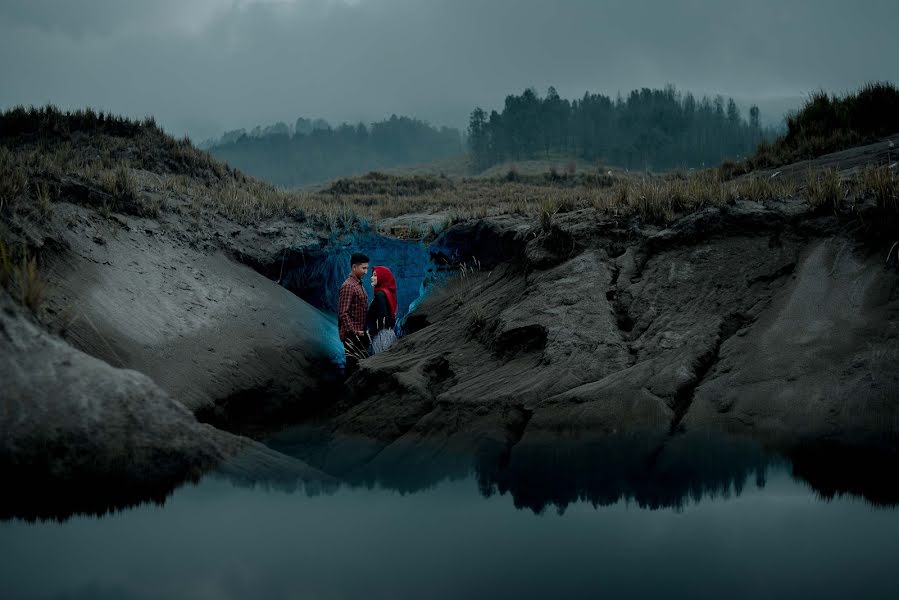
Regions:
[[337, 252, 369, 376]]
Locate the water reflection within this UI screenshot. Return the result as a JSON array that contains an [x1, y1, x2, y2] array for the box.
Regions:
[[787, 442, 899, 506], [0, 476, 182, 524], [262, 429, 773, 512], [3, 457, 899, 600], [485, 433, 773, 513], [0, 442, 335, 523], [264, 427, 899, 513], [3, 430, 897, 523]]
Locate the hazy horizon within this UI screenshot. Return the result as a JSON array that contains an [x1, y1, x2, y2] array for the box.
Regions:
[[2, 0, 897, 141]]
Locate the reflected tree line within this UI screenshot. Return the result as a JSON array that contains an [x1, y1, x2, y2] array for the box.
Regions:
[[468, 86, 778, 172], [6, 432, 899, 522]]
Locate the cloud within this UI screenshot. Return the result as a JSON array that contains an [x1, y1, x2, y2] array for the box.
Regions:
[[1, 0, 897, 139]]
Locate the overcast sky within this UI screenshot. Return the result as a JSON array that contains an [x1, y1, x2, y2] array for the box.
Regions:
[[2, 0, 897, 140]]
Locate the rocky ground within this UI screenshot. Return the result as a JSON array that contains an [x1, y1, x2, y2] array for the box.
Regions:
[[0, 289, 332, 520], [5, 168, 352, 408], [2, 144, 349, 517], [298, 141, 899, 503], [311, 207, 897, 459], [2, 120, 898, 516]]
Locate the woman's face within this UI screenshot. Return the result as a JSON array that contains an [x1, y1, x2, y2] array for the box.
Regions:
[[370, 272, 378, 287]]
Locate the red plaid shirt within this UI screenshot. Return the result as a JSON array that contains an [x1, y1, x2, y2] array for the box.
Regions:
[[337, 275, 368, 341]]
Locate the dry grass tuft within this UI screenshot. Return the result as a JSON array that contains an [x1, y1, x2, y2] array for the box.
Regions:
[[0, 239, 12, 289], [0, 239, 46, 314], [805, 169, 843, 211], [860, 165, 899, 211], [466, 303, 489, 335], [113, 162, 138, 205], [19, 253, 45, 313], [33, 182, 55, 218], [537, 199, 559, 232], [628, 178, 673, 223], [0, 147, 28, 211]]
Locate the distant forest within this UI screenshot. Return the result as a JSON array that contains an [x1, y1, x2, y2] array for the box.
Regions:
[[468, 86, 779, 171], [206, 115, 462, 187], [205, 86, 781, 187]]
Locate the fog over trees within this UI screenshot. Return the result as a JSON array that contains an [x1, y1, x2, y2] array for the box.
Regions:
[[203, 85, 782, 186], [468, 86, 778, 172], [206, 115, 462, 187]]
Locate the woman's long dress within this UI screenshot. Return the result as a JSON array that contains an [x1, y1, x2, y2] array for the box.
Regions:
[[366, 290, 397, 355]]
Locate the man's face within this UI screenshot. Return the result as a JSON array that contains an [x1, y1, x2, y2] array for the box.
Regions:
[[352, 262, 369, 280]]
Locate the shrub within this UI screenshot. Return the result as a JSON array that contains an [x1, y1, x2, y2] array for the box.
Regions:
[[442, 209, 466, 231], [0, 240, 45, 315], [735, 176, 777, 202], [326, 172, 453, 196], [613, 180, 630, 207], [629, 179, 673, 223], [805, 169, 843, 210], [33, 182, 55, 218], [0, 104, 150, 141], [719, 160, 751, 181], [19, 253, 45, 313], [0, 239, 11, 288], [751, 82, 899, 169], [859, 165, 898, 211], [0, 104, 230, 182], [0, 148, 27, 210], [580, 171, 616, 188], [537, 199, 559, 233], [546, 166, 562, 182], [466, 304, 488, 334], [508, 198, 532, 215], [113, 163, 138, 205]]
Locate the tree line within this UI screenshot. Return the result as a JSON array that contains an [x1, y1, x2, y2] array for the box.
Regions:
[[207, 115, 462, 187], [468, 86, 778, 172]]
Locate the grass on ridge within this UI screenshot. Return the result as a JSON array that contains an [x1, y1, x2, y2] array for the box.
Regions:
[[2, 103, 898, 242]]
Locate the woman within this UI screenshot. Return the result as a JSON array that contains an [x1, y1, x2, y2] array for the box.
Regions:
[[366, 265, 398, 355]]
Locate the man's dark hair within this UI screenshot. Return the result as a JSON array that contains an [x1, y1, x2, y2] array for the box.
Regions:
[[350, 252, 369, 267]]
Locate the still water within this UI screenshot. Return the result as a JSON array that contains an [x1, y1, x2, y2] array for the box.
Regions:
[[2, 461, 898, 600]]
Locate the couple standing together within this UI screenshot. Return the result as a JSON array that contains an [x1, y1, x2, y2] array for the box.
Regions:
[[337, 252, 398, 375]]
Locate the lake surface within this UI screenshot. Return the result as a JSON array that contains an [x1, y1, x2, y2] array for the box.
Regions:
[[2, 458, 899, 600]]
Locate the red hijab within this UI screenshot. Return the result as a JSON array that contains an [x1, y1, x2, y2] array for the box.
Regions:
[[373, 266, 398, 317]]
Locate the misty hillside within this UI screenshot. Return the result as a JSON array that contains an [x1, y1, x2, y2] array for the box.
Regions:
[[205, 114, 463, 187]]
